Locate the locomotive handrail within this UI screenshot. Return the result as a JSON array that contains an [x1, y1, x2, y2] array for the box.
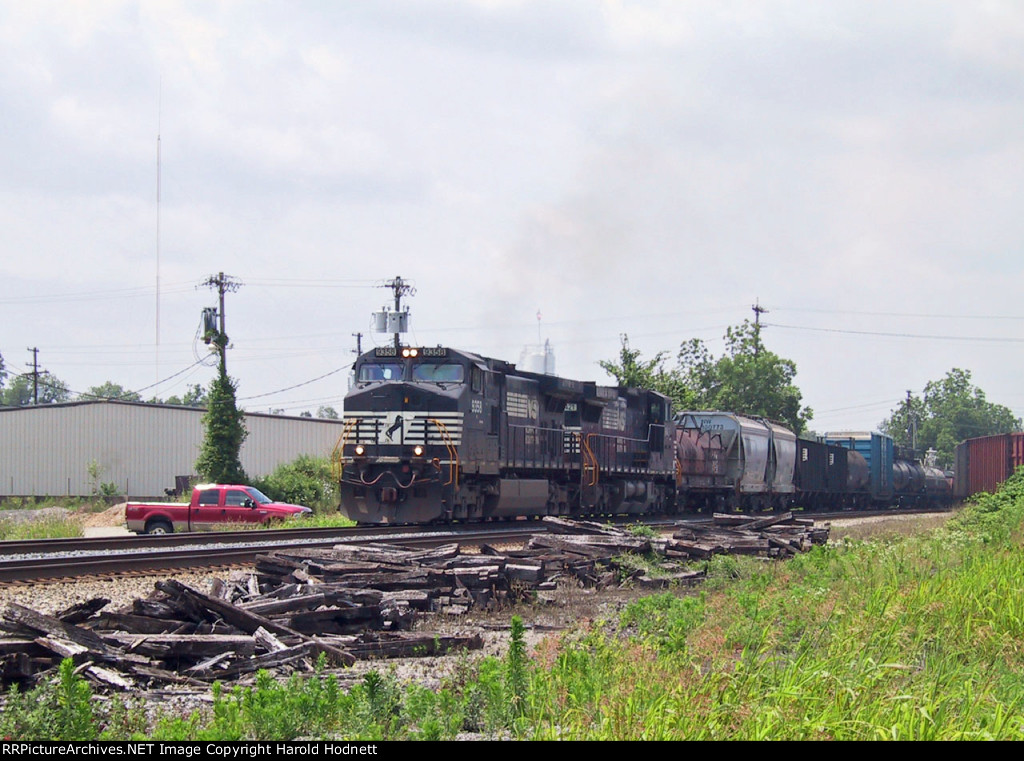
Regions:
[[581, 433, 599, 487], [507, 423, 569, 470], [428, 418, 460, 488], [331, 418, 363, 482]]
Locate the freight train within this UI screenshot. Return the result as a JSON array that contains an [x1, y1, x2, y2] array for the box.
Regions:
[[333, 345, 952, 524]]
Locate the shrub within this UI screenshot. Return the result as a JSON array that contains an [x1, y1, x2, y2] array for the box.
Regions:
[[251, 455, 338, 512]]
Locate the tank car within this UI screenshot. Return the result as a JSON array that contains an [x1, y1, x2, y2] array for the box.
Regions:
[[824, 431, 895, 506], [335, 346, 676, 523], [824, 432, 951, 508]]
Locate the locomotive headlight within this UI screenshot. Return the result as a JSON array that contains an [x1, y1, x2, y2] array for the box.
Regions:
[[401, 347, 419, 358], [413, 445, 424, 457], [354, 444, 365, 456]]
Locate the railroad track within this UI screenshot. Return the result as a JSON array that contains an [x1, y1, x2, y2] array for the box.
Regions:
[[0, 524, 545, 583], [0, 506, 952, 584]]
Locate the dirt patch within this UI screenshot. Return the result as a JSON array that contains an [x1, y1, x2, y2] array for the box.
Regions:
[[826, 511, 955, 541], [79, 503, 127, 528]]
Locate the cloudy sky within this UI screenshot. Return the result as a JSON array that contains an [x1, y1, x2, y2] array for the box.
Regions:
[[1, 0, 1022, 432]]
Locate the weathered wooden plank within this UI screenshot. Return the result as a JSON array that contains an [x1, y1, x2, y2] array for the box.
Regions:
[[194, 642, 316, 680], [527, 536, 619, 559], [253, 627, 288, 653], [81, 664, 134, 691], [343, 632, 484, 659], [4, 604, 116, 655], [403, 543, 461, 563], [541, 517, 624, 536], [57, 598, 110, 624], [92, 612, 195, 635], [241, 593, 328, 616], [155, 580, 299, 638], [287, 606, 382, 635], [102, 634, 257, 660]]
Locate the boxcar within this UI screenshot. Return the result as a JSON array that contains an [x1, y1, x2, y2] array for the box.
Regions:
[[954, 433, 1024, 498]]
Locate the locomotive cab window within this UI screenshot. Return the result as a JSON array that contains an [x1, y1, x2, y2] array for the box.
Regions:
[[358, 363, 404, 382], [411, 363, 465, 384]]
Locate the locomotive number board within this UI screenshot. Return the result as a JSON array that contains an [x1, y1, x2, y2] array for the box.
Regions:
[[374, 346, 448, 358]]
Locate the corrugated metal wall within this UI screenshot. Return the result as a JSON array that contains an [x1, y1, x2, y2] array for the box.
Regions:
[[0, 401, 345, 498]]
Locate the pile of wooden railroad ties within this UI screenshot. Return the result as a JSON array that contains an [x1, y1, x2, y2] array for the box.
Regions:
[[0, 513, 827, 691]]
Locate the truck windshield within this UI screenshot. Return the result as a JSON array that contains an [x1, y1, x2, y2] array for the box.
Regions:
[[358, 363, 404, 382], [411, 363, 464, 383], [246, 488, 273, 504]]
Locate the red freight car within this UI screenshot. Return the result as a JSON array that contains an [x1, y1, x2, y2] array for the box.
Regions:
[[954, 433, 1024, 498]]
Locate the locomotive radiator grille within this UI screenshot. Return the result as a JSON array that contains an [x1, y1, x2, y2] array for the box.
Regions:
[[342, 411, 464, 446]]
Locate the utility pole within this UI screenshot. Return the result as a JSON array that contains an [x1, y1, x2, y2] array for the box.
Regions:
[[202, 272, 242, 375], [381, 276, 415, 351], [26, 347, 39, 404], [906, 389, 917, 451], [752, 299, 769, 358], [352, 332, 363, 356]]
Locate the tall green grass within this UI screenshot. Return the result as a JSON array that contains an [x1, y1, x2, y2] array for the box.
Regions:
[[0, 514, 83, 540], [521, 471, 1024, 739]]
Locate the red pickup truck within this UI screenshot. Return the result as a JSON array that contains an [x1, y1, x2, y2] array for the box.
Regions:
[[125, 484, 312, 534]]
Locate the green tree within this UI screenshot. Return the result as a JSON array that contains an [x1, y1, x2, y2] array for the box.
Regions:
[[316, 405, 339, 420], [601, 321, 813, 434], [0, 351, 6, 394], [1, 373, 71, 406], [195, 371, 248, 484], [161, 384, 208, 407], [680, 321, 813, 434], [250, 455, 337, 511], [598, 335, 695, 410], [83, 381, 142, 402], [880, 368, 1021, 467]]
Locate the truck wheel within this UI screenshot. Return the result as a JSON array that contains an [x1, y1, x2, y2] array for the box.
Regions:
[[146, 520, 173, 535]]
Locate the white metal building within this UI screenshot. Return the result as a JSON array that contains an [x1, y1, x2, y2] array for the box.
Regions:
[[0, 400, 346, 499]]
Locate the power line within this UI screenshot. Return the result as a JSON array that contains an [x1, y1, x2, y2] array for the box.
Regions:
[[129, 358, 211, 396], [0, 281, 196, 306], [238, 363, 352, 401], [775, 306, 1024, 321], [766, 322, 1024, 343], [244, 278, 380, 288]]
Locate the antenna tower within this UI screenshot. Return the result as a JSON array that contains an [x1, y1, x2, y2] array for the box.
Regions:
[[155, 80, 162, 383]]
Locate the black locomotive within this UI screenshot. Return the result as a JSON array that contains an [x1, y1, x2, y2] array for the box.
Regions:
[[335, 346, 676, 523]]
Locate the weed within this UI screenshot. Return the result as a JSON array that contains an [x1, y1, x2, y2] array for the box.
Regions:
[[0, 659, 98, 740], [506, 615, 529, 720], [626, 523, 658, 539], [0, 515, 83, 541]]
